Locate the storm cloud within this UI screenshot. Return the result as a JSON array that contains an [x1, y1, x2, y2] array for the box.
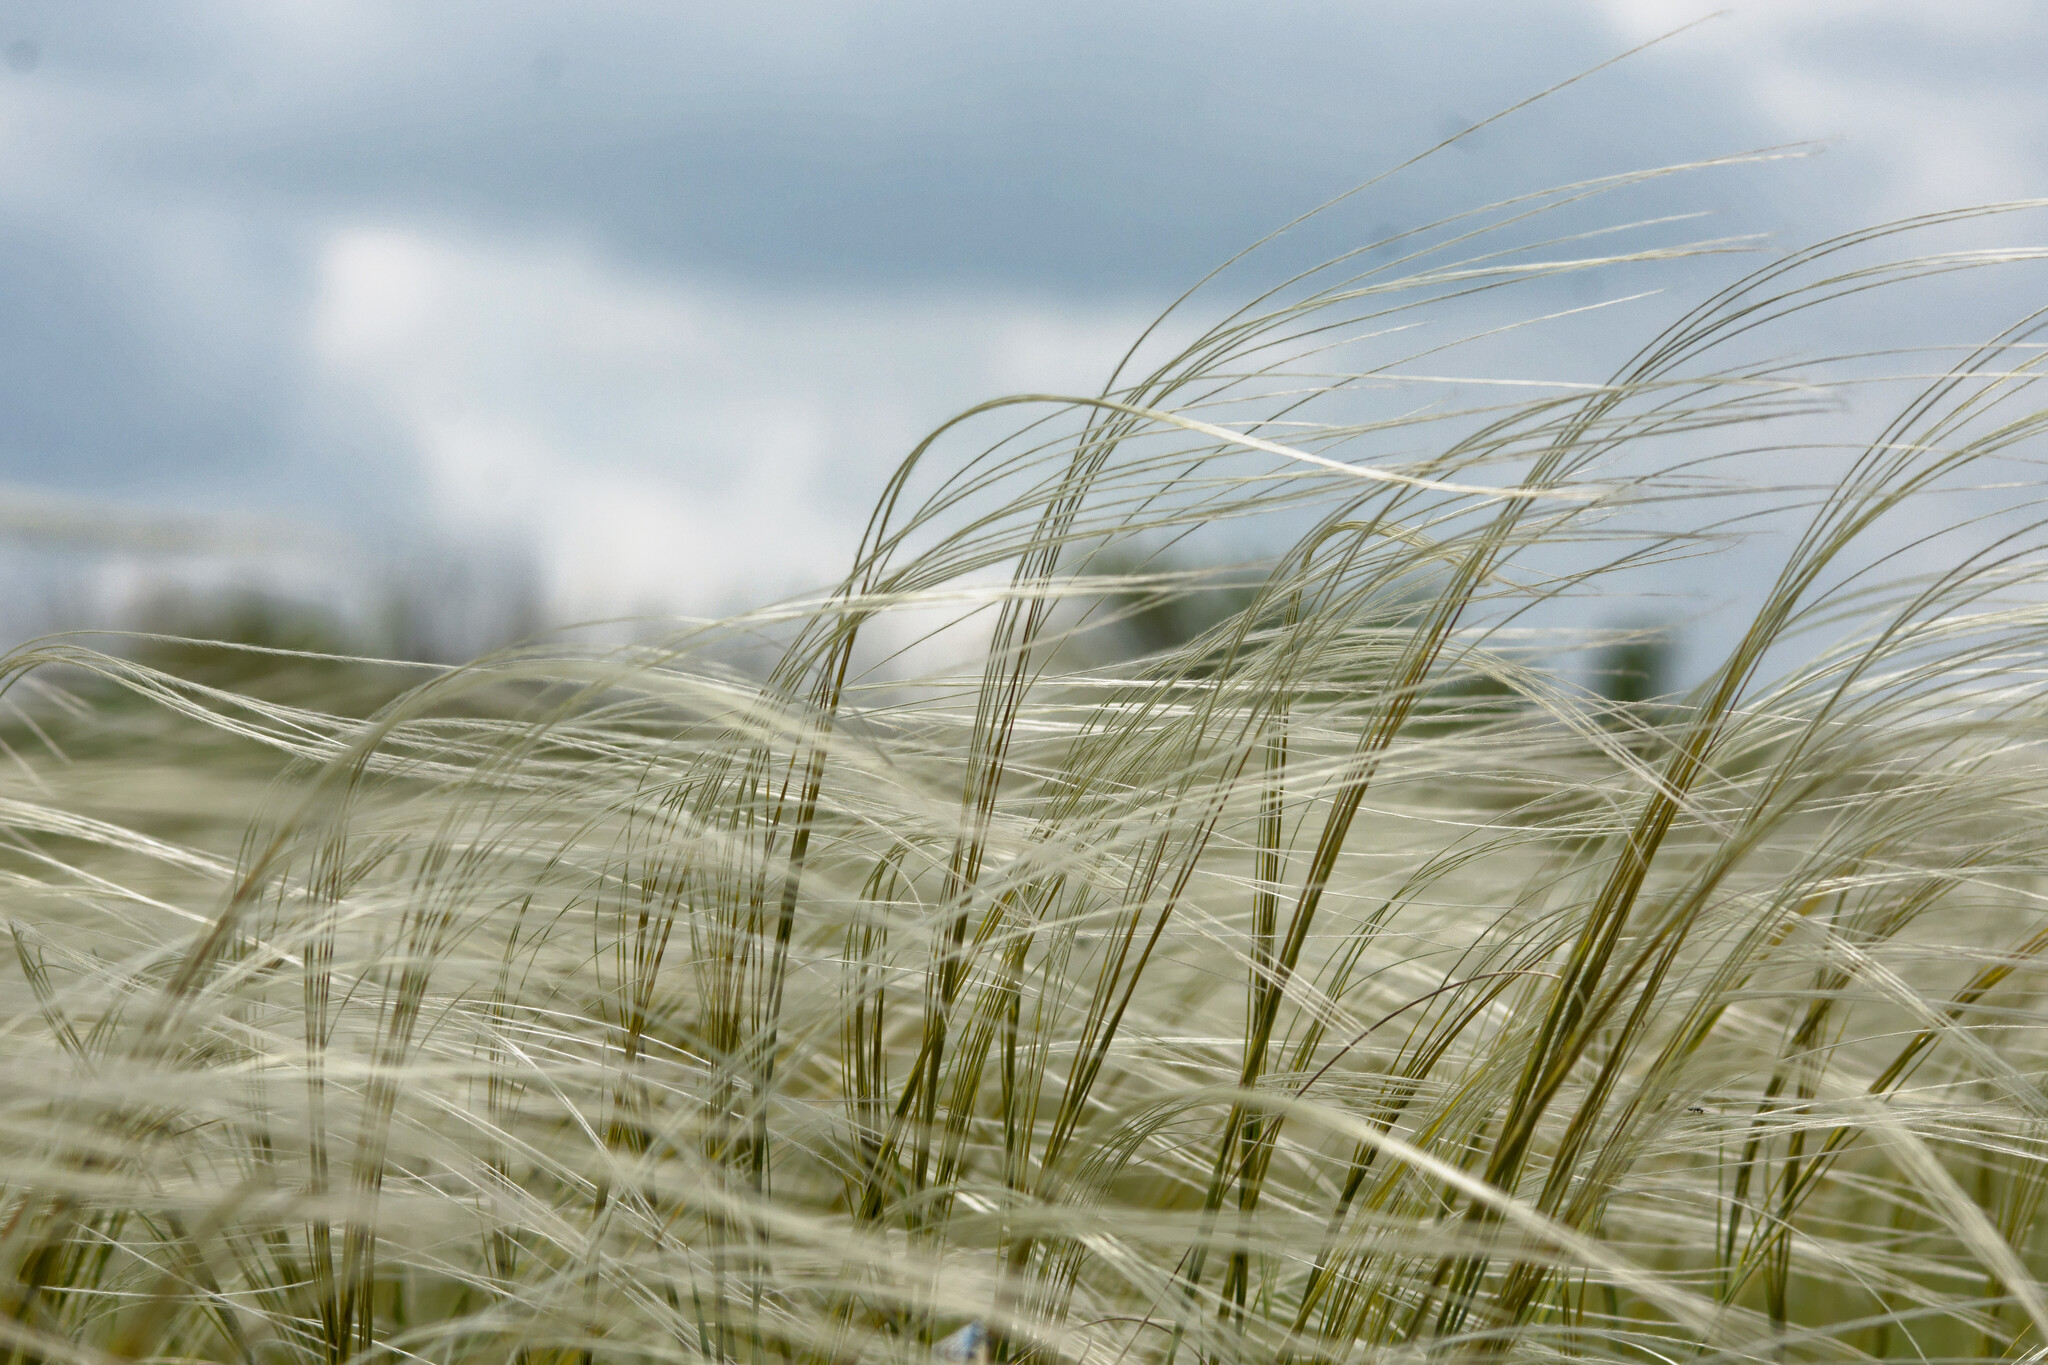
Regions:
[[0, 1, 2040, 632]]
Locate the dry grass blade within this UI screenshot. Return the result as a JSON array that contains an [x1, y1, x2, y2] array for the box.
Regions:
[[2, 165, 2048, 1365]]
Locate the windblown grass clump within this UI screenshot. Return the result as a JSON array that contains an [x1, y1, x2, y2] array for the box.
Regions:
[[8, 173, 2048, 1365]]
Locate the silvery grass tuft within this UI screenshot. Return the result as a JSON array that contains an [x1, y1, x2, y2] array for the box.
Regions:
[[7, 161, 2048, 1365]]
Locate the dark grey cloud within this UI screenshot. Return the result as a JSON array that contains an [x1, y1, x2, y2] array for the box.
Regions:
[[24, 2, 1772, 290], [0, 0, 2039, 639]]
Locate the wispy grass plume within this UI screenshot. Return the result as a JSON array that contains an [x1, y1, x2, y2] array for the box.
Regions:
[[5, 170, 2048, 1365]]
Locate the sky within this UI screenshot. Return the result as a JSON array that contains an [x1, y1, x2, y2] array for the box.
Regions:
[[0, 1, 2045, 657]]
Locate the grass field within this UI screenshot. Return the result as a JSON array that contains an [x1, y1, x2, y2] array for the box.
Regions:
[[6, 173, 2048, 1365]]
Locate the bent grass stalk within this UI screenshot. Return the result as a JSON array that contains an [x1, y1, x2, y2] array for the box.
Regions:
[[4, 172, 2048, 1365]]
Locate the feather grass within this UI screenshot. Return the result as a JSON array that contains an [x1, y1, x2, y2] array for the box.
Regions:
[[5, 169, 2048, 1365]]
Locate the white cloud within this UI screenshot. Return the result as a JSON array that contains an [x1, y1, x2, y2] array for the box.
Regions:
[[311, 226, 1150, 621], [1583, 3, 2048, 212]]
